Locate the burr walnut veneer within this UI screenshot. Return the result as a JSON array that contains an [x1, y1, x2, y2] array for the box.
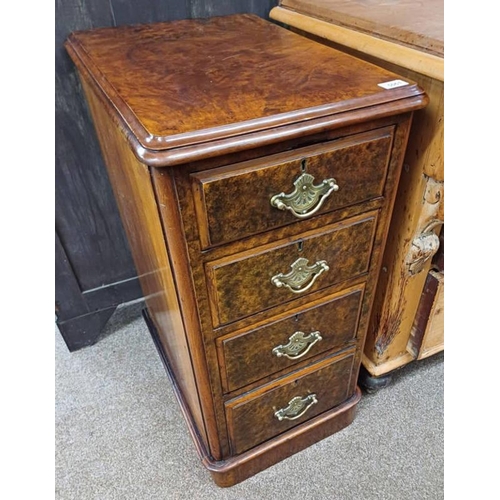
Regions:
[[66, 14, 427, 486]]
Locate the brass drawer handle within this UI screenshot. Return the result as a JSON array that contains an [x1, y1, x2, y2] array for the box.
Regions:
[[271, 257, 329, 294], [272, 331, 322, 359], [274, 394, 318, 421], [270, 172, 339, 219]]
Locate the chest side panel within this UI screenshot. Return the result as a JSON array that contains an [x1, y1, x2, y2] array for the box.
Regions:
[[79, 77, 209, 450]]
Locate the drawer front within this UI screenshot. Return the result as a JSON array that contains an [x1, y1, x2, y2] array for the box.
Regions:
[[192, 127, 393, 248], [225, 350, 355, 455], [218, 286, 363, 392], [206, 212, 377, 326]]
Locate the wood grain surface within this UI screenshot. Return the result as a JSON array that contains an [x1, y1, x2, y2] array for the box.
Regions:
[[270, 8, 443, 81], [363, 78, 443, 372], [271, 4, 444, 375], [279, 0, 443, 56], [65, 14, 424, 152]]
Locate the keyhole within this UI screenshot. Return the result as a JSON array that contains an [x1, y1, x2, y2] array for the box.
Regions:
[[297, 240, 304, 252], [301, 159, 307, 172], [295, 314, 299, 322]]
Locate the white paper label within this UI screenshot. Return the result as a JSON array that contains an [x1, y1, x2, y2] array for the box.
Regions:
[[378, 79, 409, 90]]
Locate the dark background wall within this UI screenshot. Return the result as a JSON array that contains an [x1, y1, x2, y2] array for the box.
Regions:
[[55, 0, 278, 350]]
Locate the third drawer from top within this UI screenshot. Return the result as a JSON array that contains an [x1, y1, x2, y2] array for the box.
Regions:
[[216, 284, 363, 392]]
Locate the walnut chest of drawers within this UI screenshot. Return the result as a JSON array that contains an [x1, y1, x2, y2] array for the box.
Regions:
[[65, 14, 427, 486]]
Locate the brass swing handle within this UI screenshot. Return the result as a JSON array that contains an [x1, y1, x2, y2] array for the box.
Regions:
[[274, 394, 318, 421], [270, 172, 339, 219], [272, 331, 322, 360], [271, 257, 329, 294]]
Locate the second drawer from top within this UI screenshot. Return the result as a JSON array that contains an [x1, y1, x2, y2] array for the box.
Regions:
[[205, 210, 377, 327]]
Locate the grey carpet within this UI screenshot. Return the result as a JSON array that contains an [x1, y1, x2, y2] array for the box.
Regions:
[[55, 303, 444, 500]]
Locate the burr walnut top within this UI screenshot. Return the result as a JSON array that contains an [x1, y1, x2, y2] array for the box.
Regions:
[[66, 14, 424, 153]]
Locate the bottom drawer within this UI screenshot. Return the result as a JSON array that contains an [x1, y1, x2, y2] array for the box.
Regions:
[[225, 349, 356, 455]]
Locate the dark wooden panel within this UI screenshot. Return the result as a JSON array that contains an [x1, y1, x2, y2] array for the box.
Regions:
[[109, 0, 189, 26], [56, 0, 143, 348], [55, 231, 87, 321], [409, 269, 442, 356], [188, 0, 278, 22], [55, 227, 142, 350], [56, 0, 137, 293]]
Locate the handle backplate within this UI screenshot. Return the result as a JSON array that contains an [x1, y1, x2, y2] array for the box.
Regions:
[[274, 394, 318, 421], [272, 331, 322, 359], [270, 172, 339, 219], [271, 257, 329, 294]]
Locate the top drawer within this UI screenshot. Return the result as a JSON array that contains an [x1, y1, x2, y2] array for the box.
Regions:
[[191, 127, 394, 248]]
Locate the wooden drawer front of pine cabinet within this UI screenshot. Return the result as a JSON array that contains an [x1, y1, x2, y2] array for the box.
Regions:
[[205, 211, 377, 326], [225, 350, 355, 455], [217, 286, 363, 392], [191, 127, 393, 248]]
